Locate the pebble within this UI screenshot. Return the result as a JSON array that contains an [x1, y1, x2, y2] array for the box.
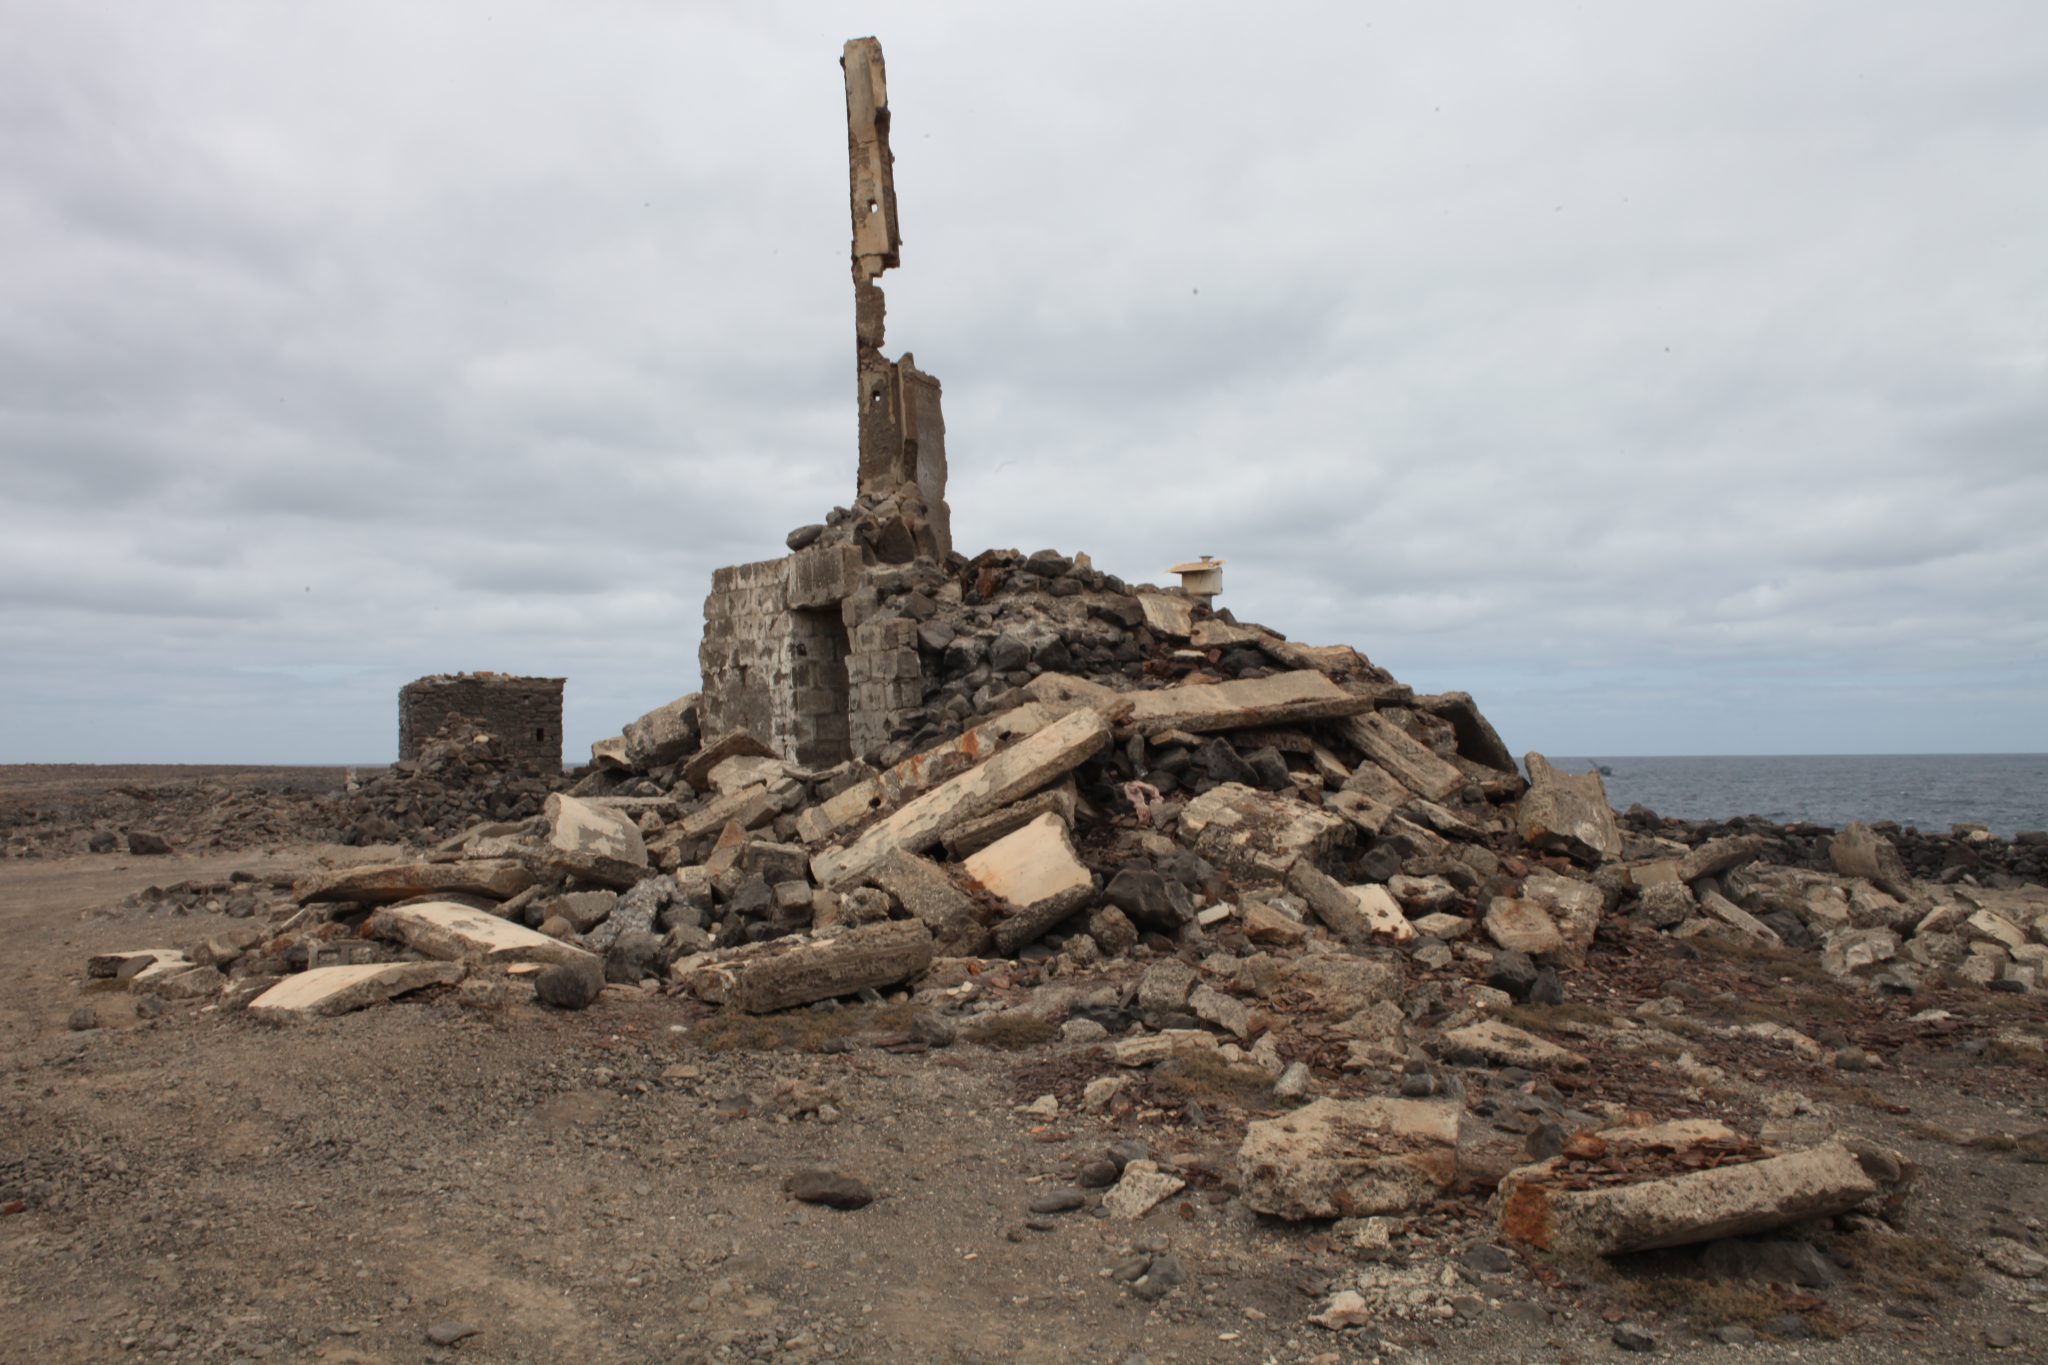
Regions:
[[1028, 1189, 1085, 1215], [425, 1320, 478, 1346], [1076, 1158, 1120, 1189], [1612, 1323, 1657, 1352], [67, 1007, 99, 1032], [784, 1168, 873, 1210]]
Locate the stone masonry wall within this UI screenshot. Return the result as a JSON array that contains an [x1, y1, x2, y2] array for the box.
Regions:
[[699, 544, 928, 769], [398, 674, 564, 769]]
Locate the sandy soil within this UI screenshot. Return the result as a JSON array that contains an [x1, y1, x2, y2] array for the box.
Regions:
[[4, 773, 2048, 1363]]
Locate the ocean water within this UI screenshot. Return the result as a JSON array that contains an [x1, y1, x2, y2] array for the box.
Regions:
[[1547, 754, 2048, 839]]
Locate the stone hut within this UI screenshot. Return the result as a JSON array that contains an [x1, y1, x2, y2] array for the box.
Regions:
[[398, 673, 564, 769]]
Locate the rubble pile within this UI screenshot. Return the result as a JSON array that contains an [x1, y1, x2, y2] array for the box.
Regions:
[[1, 773, 344, 860], [1622, 805, 2048, 888], [88, 572, 2044, 1299], [332, 712, 564, 846]]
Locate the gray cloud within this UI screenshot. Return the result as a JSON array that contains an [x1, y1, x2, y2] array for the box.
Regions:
[[1, 0, 2043, 763]]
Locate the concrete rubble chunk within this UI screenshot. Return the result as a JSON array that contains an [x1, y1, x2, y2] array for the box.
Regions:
[[1483, 898, 1565, 958], [589, 735, 630, 770], [544, 792, 650, 888], [940, 783, 1076, 859], [365, 901, 598, 967], [675, 784, 779, 842], [1699, 889, 1782, 944], [811, 708, 1111, 888], [706, 754, 791, 797], [798, 705, 1058, 846], [292, 859, 534, 907], [1515, 753, 1623, 865], [1520, 869, 1604, 963], [87, 949, 189, 981], [1124, 670, 1372, 738], [1181, 783, 1353, 879], [247, 962, 466, 1019], [1239, 1098, 1463, 1220], [1679, 834, 1767, 884], [964, 812, 1096, 955], [1441, 1018, 1588, 1071], [1285, 862, 1410, 945], [622, 693, 701, 769], [1103, 1160, 1185, 1219], [676, 919, 934, 1013], [1829, 821, 1914, 900], [1332, 712, 1465, 802], [866, 848, 989, 957], [1136, 592, 1195, 637], [1416, 691, 1516, 773], [1496, 1140, 1882, 1258], [1110, 1029, 1220, 1067], [682, 730, 777, 792]]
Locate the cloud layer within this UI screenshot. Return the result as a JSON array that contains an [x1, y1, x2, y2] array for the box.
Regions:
[[3, 1, 2043, 762]]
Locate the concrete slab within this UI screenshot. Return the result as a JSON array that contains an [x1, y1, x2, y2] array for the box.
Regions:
[[246, 961, 466, 1019], [1124, 671, 1372, 737], [1331, 712, 1464, 802], [292, 858, 534, 907], [364, 901, 598, 966]]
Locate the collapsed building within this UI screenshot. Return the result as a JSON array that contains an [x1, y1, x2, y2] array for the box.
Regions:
[[85, 38, 2048, 1315]]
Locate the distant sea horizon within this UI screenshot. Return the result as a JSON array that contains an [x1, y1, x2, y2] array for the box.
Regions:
[[1548, 753, 2047, 839]]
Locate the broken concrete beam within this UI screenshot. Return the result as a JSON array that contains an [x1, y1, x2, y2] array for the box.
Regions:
[[676, 783, 780, 842], [364, 901, 597, 967], [1180, 783, 1354, 879], [1285, 862, 1411, 946], [866, 848, 989, 957], [1699, 889, 1783, 944], [1239, 1098, 1462, 1220], [682, 730, 777, 792], [1189, 619, 1264, 649], [622, 693, 701, 769], [797, 704, 1057, 846], [1679, 834, 1767, 884], [940, 783, 1076, 859], [247, 962, 466, 1019], [1124, 671, 1372, 737], [1515, 753, 1623, 865], [1110, 1028, 1221, 1067], [1331, 712, 1464, 802], [292, 858, 534, 907], [811, 708, 1111, 889], [1415, 692, 1516, 773], [1255, 635, 1381, 677], [1495, 1140, 1880, 1258], [545, 792, 650, 888], [963, 813, 1096, 955], [683, 920, 934, 1013], [706, 754, 791, 797]]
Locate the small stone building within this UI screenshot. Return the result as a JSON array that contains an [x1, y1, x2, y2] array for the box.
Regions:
[[398, 673, 564, 769]]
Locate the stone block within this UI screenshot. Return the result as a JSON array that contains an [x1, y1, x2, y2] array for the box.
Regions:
[[622, 693, 701, 769], [1515, 753, 1622, 864], [544, 793, 649, 888]]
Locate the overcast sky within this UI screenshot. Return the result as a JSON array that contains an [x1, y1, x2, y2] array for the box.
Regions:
[[3, 1, 2043, 764]]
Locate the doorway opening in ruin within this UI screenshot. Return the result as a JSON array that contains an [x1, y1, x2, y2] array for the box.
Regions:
[[789, 608, 852, 767]]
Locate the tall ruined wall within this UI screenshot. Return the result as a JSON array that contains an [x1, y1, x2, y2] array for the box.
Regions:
[[398, 674, 564, 769]]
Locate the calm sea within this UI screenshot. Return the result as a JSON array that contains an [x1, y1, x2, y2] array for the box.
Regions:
[[1547, 754, 2048, 839]]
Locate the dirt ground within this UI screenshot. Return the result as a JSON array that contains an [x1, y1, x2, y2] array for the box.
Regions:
[[5, 773, 2048, 1363]]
